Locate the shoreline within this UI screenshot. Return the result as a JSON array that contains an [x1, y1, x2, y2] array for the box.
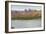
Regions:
[[11, 16, 41, 20]]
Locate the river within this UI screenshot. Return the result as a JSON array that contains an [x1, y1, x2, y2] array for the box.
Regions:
[[11, 19, 41, 29]]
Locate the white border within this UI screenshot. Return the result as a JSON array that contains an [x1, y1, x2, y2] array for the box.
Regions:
[[8, 2, 44, 32]]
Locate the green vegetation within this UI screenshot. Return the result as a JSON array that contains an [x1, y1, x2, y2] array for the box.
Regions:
[[11, 9, 41, 20], [11, 16, 41, 20]]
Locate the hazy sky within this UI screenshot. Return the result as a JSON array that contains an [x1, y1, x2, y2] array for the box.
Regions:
[[11, 5, 42, 11]]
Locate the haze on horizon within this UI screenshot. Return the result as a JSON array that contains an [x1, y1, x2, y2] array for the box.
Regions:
[[11, 5, 42, 11]]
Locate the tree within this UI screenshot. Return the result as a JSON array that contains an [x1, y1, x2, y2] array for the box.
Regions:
[[25, 9, 27, 12], [29, 8, 31, 11]]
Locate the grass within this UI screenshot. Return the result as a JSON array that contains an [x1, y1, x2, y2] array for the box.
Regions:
[[11, 16, 41, 20]]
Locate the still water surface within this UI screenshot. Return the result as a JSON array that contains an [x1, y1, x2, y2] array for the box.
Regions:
[[11, 19, 41, 28]]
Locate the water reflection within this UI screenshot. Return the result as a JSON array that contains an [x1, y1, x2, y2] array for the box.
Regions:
[[11, 19, 41, 29]]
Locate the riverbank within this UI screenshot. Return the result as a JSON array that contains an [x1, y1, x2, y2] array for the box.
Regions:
[[11, 10, 41, 20], [11, 16, 41, 20]]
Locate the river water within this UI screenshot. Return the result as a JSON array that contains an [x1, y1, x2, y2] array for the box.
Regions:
[[11, 19, 41, 29]]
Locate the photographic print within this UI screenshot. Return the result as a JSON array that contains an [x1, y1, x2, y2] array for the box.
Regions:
[[11, 4, 41, 28], [5, 1, 45, 33]]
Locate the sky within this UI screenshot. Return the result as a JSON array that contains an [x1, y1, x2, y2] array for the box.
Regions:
[[11, 5, 42, 11]]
